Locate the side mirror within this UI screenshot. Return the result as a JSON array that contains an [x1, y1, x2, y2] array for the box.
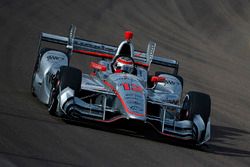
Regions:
[[151, 76, 165, 83], [90, 62, 107, 72]]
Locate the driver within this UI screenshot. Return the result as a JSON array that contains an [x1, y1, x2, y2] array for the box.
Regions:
[[113, 56, 134, 73], [111, 31, 135, 74]]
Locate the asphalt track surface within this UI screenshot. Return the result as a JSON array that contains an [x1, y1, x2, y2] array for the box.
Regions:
[[0, 0, 250, 166]]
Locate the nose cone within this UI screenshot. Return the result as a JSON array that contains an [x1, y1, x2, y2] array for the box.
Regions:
[[124, 31, 133, 41], [106, 74, 146, 120]]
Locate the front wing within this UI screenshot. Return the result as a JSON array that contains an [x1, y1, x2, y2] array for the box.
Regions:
[[57, 87, 210, 145]]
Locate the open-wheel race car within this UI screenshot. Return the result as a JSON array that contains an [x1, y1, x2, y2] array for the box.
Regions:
[[31, 25, 211, 145]]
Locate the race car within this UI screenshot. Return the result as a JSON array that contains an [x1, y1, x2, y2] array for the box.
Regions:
[[31, 25, 211, 145]]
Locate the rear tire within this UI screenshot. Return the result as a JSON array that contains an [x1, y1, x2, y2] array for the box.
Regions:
[[31, 71, 37, 97], [31, 56, 40, 97], [48, 73, 60, 116], [48, 66, 82, 116]]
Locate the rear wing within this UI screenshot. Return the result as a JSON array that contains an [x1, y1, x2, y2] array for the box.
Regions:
[[39, 29, 179, 74]]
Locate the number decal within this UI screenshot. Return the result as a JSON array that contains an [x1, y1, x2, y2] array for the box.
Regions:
[[122, 83, 130, 90], [121, 83, 142, 92], [131, 84, 143, 92]]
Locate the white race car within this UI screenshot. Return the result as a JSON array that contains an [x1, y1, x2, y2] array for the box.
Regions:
[[31, 25, 211, 145]]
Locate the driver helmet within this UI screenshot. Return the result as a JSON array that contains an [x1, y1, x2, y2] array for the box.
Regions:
[[115, 57, 134, 73]]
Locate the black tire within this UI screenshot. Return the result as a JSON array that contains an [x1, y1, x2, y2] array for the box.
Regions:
[[59, 66, 82, 92], [48, 66, 82, 116], [180, 91, 211, 142], [155, 71, 183, 88], [180, 91, 211, 125], [31, 55, 40, 97], [48, 73, 60, 116], [31, 70, 37, 97]]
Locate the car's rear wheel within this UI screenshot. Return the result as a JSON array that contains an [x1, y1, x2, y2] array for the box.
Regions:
[[48, 66, 82, 116], [31, 71, 37, 97], [48, 73, 60, 116], [31, 56, 40, 97]]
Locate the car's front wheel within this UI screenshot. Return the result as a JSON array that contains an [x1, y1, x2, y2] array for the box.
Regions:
[[180, 91, 211, 143], [48, 66, 82, 116]]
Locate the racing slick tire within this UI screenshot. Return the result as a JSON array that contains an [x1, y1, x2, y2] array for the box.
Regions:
[[48, 72, 60, 116], [31, 69, 37, 97], [48, 66, 82, 116], [180, 91, 211, 142], [59, 66, 82, 92], [31, 55, 40, 97]]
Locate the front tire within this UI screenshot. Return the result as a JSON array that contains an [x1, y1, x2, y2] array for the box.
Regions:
[[180, 91, 211, 143], [181, 91, 211, 123], [59, 66, 82, 92], [48, 66, 82, 116]]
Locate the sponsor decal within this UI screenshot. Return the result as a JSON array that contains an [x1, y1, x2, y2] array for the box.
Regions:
[[46, 55, 64, 62], [74, 40, 116, 53], [165, 80, 179, 85]]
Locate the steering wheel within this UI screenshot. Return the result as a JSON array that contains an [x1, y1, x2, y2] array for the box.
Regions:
[[111, 54, 136, 74]]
